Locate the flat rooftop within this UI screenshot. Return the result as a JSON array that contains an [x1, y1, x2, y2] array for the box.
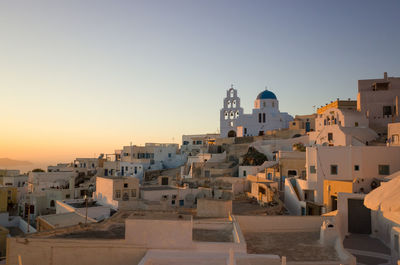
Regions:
[[128, 212, 191, 221], [66, 200, 103, 208], [141, 186, 177, 191], [192, 228, 233, 243], [38, 212, 94, 228], [28, 211, 191, 240], [244, 231, 338, 262]]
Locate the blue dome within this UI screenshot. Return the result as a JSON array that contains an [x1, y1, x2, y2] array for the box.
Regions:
[[256, 90, 277, 100]]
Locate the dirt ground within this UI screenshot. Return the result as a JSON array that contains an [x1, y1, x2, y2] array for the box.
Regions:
[[245, 231, 339, 262]]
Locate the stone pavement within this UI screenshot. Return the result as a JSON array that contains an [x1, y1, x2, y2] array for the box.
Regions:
[[343, 234, 391, 265]]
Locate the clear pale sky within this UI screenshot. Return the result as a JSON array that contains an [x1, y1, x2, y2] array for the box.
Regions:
[[1, 0, 400, 166]]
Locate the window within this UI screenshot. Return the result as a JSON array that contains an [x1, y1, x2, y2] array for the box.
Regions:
[[161, 177, 169, 185], [383, 106, 392, 116], [134, 167, 137, 174], [116, 190, 121, 199], [243, 170, 247, 177], [131, 189, 136, 197], [183, 141, 189, 145], [309, 166, 316, 174], [354, 165, 360, 171], [263, 102, 266, 107], [328, 133, 333, 141], [168, 153, 172, 158], [378, 165, 390, 175], [224, 111, 228, 120], [230, 89, 234, 97], [196, 141, 202, 145], [258, 113, 262, 123], [230, 111, 234, 119], [330, 165, 338, 175], [272, 101, 275, 108], [50, 200, 55, 207], [124, 183, 128, 188], [244, 128, 247, 134], [227, 100, 231, 108], [66, 194, 70, 199], [262, 113, 266, 123], [232, 100, 236, 108], [392, 134, 399, 144], [355, 122, 359, 127], [235, 111, 239, 118], [171, 200, 175, 205]]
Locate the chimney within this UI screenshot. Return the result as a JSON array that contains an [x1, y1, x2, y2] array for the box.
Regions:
[[384, 72, 388, 80]]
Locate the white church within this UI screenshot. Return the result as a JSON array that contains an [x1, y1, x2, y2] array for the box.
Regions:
[[220, 86, 293, 137]]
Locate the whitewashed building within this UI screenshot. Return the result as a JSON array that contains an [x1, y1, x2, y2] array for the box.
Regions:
[[220, 86, 293, 138]]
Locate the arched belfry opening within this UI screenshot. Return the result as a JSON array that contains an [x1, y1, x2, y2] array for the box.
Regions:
[[227, 130, 236, 137]]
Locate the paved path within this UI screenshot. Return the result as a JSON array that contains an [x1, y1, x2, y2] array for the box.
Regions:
[[343, 234, 391, 265]]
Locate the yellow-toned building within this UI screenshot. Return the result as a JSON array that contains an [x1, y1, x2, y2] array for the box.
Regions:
[[0, 226, 9, 258], [0, 187, 17, 212], [323, 180, 354, 212]]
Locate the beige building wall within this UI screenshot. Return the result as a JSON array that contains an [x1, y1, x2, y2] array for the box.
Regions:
[[388, 122, 400, 146], [279, 151, 306, 179], [94, 176, 139, 209], [357, 73, 400, 135]]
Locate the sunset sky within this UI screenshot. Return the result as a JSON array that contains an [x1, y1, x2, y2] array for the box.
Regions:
[[1, 0, 400, 167]]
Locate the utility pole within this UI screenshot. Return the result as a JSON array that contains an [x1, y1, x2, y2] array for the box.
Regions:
[[84, 194, 88, 226]]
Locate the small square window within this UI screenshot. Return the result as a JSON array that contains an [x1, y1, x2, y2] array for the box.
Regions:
[[354, 165, 359, 171], [310, 166, 316, 174], [124, 183, 128, 188], [378, 165, 390, 175], [330, 165, 338, 175]]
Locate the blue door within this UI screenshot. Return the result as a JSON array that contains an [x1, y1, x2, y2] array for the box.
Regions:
[[305, 122, 310, 132]]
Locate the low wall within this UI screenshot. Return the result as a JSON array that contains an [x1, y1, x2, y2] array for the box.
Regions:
[[6, 238, 146, 265], [236, 215, 324, 233], [125, 218, 193, 249]]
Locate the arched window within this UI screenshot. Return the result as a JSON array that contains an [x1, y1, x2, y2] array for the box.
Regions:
[[272, 101, 275, 108], [230, 111, 234, 119], [224, 111, 228, 120], [235, 111, 239, 118], [230, 89, 234, 97], [227, 100, 231, 108], [232, 100, 236, 108]]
